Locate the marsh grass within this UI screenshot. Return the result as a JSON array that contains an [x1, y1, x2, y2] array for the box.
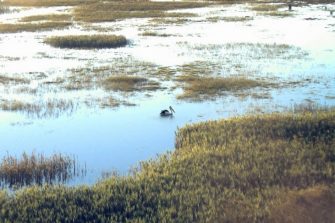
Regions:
[[45, 35, 127, 49], [0, 21, 71, 33], [20, 14, 72, 22], [0, 152, 77, 188], [176, 75, 272, 100], [0, 109, 334, 221], [102, 75, 161, 92], [0, 99, 75, 118], [74, 1, 206, 22]]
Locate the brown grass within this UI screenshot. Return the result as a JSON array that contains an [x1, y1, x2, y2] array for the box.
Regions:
[[176, 75, 272, 100], [270, 185, 335, 223]]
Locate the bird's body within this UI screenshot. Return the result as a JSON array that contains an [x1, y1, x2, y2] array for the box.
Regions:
[[160, 106, 175, 117]]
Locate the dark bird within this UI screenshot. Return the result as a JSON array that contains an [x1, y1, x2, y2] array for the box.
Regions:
[[160, 106, 175, 117]]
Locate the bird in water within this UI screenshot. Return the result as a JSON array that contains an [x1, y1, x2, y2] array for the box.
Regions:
[[160, 106, 175, 117]]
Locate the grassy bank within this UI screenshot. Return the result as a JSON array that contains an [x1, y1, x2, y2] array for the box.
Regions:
[[0, 109, 334, 222], [45, 35, 127, 49]]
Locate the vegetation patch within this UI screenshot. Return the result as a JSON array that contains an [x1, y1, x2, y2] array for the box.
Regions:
[[0, 109, 334, 221], [176, 75, 272, 100], [0, 21, 71, 33], [0, 152, 77, 188], [45, 35, 127, 49], [73, 1, 206, 22], [20, 14, 72, 22], [102, 75, 161, 92]]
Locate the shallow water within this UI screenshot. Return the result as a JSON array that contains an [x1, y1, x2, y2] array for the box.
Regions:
[[0, 3, 335, 185]]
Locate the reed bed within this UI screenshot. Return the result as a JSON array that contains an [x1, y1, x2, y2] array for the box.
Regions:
[[44, 35, 127, 49], [0, 21, 71, 33], [0, 109, 334, 222], [0, 152, 76, 188]]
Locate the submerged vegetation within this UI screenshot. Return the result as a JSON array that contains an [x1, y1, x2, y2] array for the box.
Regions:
[[0, 152, 77, 188], [45, 35, 127, 49], [0, 109, 334, 221]]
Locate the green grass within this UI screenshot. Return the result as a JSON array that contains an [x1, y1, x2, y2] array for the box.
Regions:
[[176, 75, 273, 100], [0, 109, 334, 221], [44, 35, 127, 49], [0, 152, 76, 188], [73, 1, 206, 22], [0, 21, 71, 33]]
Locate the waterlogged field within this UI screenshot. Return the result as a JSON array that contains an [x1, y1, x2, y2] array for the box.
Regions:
[[0, 0, 335, 185]]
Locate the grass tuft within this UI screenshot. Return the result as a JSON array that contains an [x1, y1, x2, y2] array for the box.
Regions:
[[44, 35, 127, 49]]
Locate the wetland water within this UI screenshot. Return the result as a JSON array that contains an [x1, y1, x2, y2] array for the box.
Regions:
[[0, 3, 335, 184]]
